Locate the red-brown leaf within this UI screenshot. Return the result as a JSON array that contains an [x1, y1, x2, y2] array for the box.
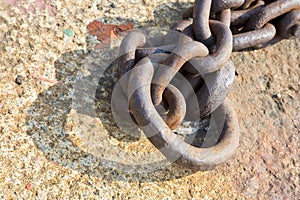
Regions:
[[87, 20, 134, 43]]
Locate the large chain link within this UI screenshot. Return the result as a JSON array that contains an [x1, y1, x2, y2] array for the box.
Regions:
[[115, 0, 300, 170]]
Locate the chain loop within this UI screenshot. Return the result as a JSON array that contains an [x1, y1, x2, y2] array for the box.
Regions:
[[115, 0, 300, 170]]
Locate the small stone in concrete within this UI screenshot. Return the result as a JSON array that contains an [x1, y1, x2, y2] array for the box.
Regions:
[[15, 75, 24, 85], [63, 29, 75, 37]]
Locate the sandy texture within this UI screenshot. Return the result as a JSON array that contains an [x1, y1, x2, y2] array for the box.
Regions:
[[0, 0, 299, 199]]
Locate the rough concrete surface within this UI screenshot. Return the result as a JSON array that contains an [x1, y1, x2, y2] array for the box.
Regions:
[[0, 0, 299, 199]]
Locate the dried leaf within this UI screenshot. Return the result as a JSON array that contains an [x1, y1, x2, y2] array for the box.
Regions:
[[87, 20, 134, 44]]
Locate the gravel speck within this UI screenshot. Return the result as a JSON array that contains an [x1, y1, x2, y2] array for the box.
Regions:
[[15, 75, 24, 85], [63, 29, 75, 37], [110, 3, 116, 8]]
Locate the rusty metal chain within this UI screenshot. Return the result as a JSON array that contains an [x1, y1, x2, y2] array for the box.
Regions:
[[115, 0, 300, 170]]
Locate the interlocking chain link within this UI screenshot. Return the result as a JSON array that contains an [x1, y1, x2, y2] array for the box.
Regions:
[[115, 0, 300, 170]]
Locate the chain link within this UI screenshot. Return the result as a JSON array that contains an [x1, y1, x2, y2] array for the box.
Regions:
[[115, 0, 300, 170]]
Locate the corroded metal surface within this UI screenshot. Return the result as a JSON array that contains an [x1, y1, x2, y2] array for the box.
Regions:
[[116, 0, 300, 170]]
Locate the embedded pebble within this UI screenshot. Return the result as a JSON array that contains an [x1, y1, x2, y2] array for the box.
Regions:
[[15, 75, 24, 85]]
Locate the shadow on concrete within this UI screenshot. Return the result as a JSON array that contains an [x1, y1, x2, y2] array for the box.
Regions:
[[25, 2, 205, 183]]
